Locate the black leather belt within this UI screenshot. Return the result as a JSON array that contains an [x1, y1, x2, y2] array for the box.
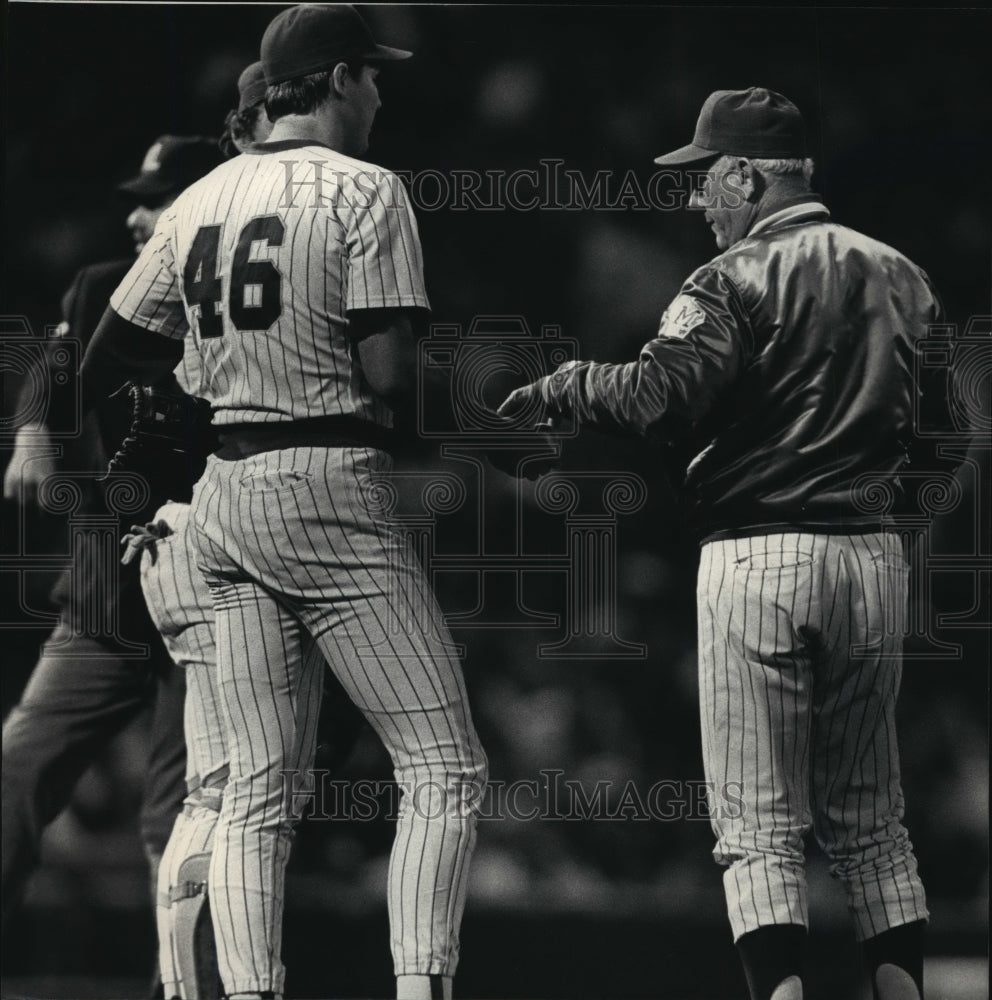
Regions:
[[215, 415, 396, 459]]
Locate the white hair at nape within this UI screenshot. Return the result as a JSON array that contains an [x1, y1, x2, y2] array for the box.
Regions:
[[716, 154, 815, 183], [751, 157, 816, 182]]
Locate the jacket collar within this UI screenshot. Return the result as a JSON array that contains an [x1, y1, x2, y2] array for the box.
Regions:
[[748, 196, 830, 238]]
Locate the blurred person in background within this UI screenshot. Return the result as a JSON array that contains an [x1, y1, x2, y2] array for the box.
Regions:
[[219, 60, 273, 158]]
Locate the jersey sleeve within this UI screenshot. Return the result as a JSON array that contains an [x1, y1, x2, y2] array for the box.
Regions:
[[109, 209, 189, 340], [544, 266, 754, 438], [344, 170, 430, 313]]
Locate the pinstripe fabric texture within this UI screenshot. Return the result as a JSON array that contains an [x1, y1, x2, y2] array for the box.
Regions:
[[141, 501, 330, 996], [140, 502, 224, 794], [110, 134, 484, 996], [190, 446, 487, 994], [109, 147, 428, 428], [696, 531, 928, 943], [174, 336, 206, 397], [140, 501, 224, 996]]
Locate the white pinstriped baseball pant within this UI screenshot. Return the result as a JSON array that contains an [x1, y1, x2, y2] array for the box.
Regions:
[[139, 501, 222, 998], [696, 530, 928, 943], [190, 446, 487, 996], [139, 501, 323, 997]]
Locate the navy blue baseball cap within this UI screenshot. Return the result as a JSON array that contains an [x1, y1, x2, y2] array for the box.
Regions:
[[655, 87, 807, 165], [261, 4, 412, 86], [118, 136, 224, 199]]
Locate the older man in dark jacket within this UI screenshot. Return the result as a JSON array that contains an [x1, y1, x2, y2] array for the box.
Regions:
[[502, 87, 949, 1000]]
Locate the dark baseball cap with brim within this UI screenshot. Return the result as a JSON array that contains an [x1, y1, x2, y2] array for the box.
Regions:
[[118, 135, 225, 200], [655, 86, 806, 166], [238, 61, 268, 112], [262, 4, 412, 86]]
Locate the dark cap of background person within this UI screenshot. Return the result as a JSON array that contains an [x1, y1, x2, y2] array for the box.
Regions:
[[238, 61, 268, 112], [118, 136, 225, 201], [261, 3, 412, 85], [654, 87, 806, 166]]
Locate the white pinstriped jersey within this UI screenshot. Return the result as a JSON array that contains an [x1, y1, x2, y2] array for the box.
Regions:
[[110, 140, 429, 427], [174, 334, 205, 397]]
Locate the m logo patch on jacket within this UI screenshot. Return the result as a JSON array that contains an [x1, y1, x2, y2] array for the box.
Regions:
[[658, 294, 706, 339]]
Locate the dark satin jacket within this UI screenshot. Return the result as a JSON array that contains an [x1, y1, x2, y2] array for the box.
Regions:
[[544, 199, 946, 541]]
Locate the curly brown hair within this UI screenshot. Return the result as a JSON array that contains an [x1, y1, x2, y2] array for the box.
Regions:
[[219, 105, 265, 159]]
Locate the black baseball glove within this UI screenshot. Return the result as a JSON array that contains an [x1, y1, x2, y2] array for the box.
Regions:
[[105, 376, 217, 504]]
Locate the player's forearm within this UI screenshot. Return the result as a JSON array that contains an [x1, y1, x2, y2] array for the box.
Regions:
[[544, 358, 672, 436], [545, 333, 742, 438], [79, 307, 185, 413], [351, 309, 419, 415]]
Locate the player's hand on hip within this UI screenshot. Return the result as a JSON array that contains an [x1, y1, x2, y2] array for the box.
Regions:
[[2, 426, 57, 505], [120, 519, 172, 566]]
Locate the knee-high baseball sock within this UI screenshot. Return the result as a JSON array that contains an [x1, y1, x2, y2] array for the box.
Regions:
[[736, 924, 807, 1000], [396, 974, 452, 1000], [863, 920, 926, 1000]]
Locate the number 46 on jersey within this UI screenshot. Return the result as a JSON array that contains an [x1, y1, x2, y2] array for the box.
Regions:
[[184, 216, 285, 338]]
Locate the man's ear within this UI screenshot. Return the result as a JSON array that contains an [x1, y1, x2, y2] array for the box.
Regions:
[[737, 158, 762, 201], [331, 61, 351, 98]]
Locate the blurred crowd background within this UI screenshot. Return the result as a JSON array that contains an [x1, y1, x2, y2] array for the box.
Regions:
[[2, 4, 989, 998]]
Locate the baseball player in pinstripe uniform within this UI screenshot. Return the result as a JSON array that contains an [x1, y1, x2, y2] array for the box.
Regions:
[[80, 7, 488, 999], [122, 67, 362, 999], [501, 88, 946, 1000]]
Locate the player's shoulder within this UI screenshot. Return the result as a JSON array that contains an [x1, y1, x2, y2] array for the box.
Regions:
[[786, 220, 937, 298], [247, 140, 400, 181], [300, 146, 415, 220], [824, 221, 927, 272], [236, 141, 412, 217], [168, 156, 244, 211], [678, 257, 736, 296], [714, 215, 928, 287], [311, 146, 406, 195]]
